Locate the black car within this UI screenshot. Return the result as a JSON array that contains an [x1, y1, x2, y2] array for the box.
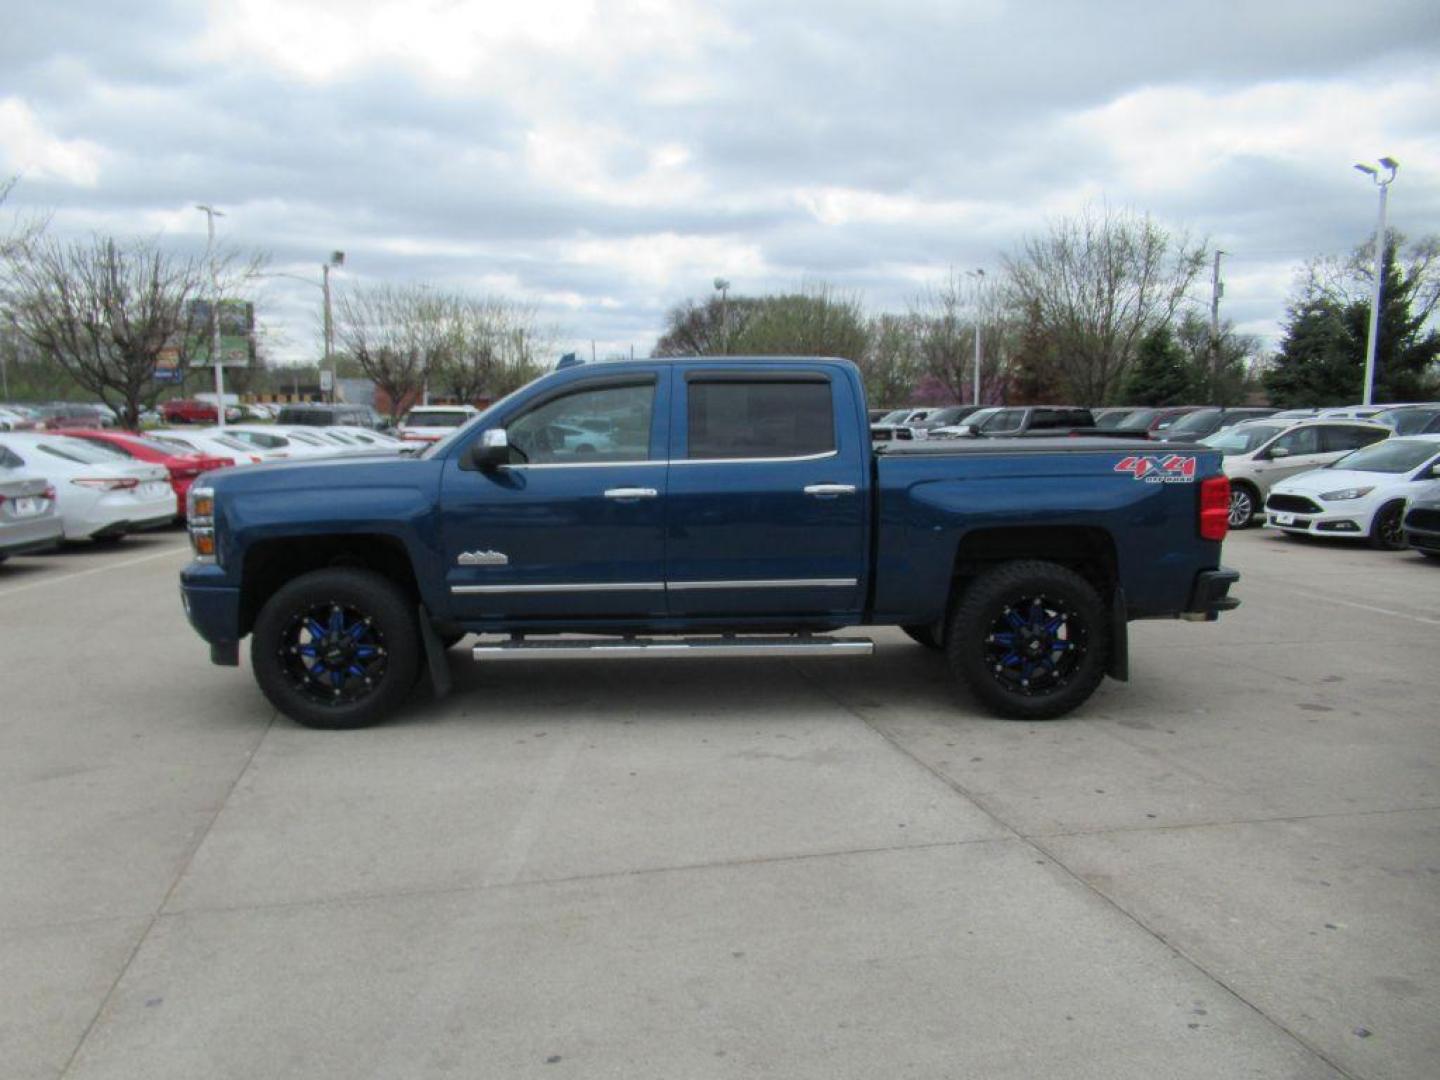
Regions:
[[1152, 407, 1279, 442], [276, 403, 384, 429], [1402, 493, 1440, 560]]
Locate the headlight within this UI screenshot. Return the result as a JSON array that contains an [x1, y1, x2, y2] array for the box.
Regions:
[[1319, 487, 1374, 501]]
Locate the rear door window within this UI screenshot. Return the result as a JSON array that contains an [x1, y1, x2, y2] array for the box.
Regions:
[[1320, 425, 1389, 453], [686, 378, 834, 460]]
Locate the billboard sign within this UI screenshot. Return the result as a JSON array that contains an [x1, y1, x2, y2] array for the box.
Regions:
[[186, 300, 255, 367]]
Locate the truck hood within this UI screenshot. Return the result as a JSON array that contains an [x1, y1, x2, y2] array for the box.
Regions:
[[208, 453, 435, 496]]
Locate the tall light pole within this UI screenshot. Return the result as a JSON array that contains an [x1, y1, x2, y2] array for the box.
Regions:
[[713, 277, 730, 355], [967, 269, 986, 405], [1354, 157, 1398, 406], [195, 204, 227, 427], [322, 250, 345, 403]]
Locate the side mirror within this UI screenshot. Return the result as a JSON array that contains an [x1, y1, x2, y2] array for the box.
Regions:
[[469, 428, 510, 469], [1269, 446, 1291, 459]]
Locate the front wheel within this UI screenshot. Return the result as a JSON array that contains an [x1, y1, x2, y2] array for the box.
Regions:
[[946, 561, 1109, 721], [1368, 501, 1406, 551], [251, 567, 421, 729]]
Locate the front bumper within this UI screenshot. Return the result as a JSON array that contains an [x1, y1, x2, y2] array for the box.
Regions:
[[1263, 510, 1370, 539], [180, 560, 242, 665], [1184, 567, 1241, 621]]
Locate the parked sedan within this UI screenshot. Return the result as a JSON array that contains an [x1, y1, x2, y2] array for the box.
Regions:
[[201, 425, 345, 459], [55, 429, 234, 518], [1207, 420, 1390, 528], [0, 433, 174, 541], [0, 446, 63, 561], [1401, 484, 1440, 559], [148, 430, 275, 465], [1151, 406, 1278, 442], [1264, 435, 1440, 549]]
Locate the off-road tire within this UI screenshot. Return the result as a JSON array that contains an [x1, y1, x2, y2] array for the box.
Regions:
[[252, 567, 420, 729], [946, 560, 1109, 721]]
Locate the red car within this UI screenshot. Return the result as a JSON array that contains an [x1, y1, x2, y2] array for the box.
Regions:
[[55, 430, 234, 518], [161, 399, 242, 424]]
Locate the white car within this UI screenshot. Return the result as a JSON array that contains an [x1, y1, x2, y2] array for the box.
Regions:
[[0, 433, 174, 541], [149, 430, 276, 465], [1205, 419, 1391, 528], [326, 426, 408, 453], [1263, 434, 1440, 550], [201, 425, 345, 459], [0, 449, 62, 560], [397, 405, 480, 444]]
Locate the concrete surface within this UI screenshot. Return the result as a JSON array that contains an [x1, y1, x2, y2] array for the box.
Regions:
[[1, 526, 1436, 1079]]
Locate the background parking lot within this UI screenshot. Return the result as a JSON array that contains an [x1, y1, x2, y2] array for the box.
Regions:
[[3, 528, 1437, 1079]]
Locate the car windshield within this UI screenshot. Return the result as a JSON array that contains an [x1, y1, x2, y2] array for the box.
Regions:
[[1115, 408, 1158, 431], [959, 407, 1000, 429], [876, 409, 909, 425], [1331, 439, 1440, 474], [1375, 409, 1440, 435], [404, 410, 471, 427], [1165, 409, 1221, 435], [1094, 410, 1133, 429], [1201, 424, 1285, 455]]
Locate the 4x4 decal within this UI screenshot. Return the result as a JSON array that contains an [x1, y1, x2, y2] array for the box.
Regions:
[[1114, 454, 1197, 483]]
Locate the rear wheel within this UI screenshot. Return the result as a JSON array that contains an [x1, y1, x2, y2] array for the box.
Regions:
[[1228, 484, 1258, 528], [946, 561, 1109, 720], [251, 568, 420, 729], [1368, 501, 1406, 551]]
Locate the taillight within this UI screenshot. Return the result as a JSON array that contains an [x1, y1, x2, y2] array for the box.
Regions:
[[43, 485, 56, 502], [71, 477, 139, 491], [1199, 476, 1229, 541]]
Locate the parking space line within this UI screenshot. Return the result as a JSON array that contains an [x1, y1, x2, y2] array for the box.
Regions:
[[0, 544, 190, 599], [1313, 595, 1440, 627]]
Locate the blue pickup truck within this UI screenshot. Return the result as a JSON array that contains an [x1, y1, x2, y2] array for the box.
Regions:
[[180, 357, 1239, 729]]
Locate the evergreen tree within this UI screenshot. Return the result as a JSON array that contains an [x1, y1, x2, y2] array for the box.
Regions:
[[1122, 323, 1193, 405], [1265, 233, 1439, 406]]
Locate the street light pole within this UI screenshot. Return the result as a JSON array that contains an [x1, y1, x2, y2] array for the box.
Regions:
[[322, 251, 344, 404], [1354, 157, 1399, 406], [968, 269, 986, 405], [195, 204, 226, 427], [713, 277, 730, 355]]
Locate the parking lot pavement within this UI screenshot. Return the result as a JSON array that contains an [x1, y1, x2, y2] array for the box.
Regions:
[[3, 528, 1437, 1079]]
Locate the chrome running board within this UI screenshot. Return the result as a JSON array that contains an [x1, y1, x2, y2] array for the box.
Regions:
[[471, 635, 874, 662]]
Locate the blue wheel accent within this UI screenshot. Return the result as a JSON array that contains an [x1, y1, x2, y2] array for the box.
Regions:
[[279, 601, 389, 707], [982, 591, 1088, 696]]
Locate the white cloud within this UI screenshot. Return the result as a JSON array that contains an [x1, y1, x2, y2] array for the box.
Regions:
[[0, 97, 103, 187]]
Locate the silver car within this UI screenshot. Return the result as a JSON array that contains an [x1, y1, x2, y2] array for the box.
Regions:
[[1203, 419, 1391, 527], [0, 444, 63, 561]]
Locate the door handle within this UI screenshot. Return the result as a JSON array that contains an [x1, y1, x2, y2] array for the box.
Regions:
[[803, 483, 856, 498], [604, 487, 658, 500]]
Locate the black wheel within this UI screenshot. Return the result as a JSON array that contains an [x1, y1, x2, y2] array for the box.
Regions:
[[946, 560, 1109, 721], [1228, 484, 1258, 529], [1368, 501, 1406, 551], [902, 623, 945, 650], [251, 568, 420, 729]]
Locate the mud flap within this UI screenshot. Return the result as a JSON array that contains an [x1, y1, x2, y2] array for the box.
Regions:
[[417, 605, 453, 700], [1107, 586, 1129, 682]]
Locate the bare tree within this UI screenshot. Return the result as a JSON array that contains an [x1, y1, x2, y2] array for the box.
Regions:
[[912, 271, 1017, 404], [858, 314, 924, 407], [1003, 205, 1207, 403], [433, 296, 548, 402], [2, 234, 254, 428], [333, 283, 430, 420]]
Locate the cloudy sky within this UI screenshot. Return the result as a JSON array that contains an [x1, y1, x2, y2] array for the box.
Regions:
[[3, 0, 1438, 367]]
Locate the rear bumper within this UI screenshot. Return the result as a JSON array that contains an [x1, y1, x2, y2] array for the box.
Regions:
[[180, 561, 242, 664], [1184, 567, 1241, 621], [1, 516, 64, 556]]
